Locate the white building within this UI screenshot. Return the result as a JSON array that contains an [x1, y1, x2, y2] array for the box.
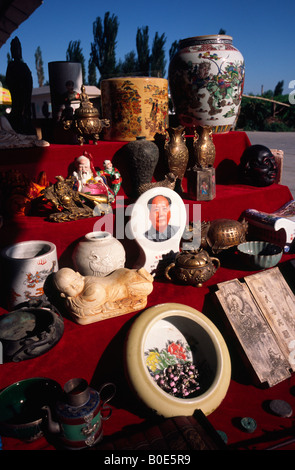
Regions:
[[31, 85, 101, 119]]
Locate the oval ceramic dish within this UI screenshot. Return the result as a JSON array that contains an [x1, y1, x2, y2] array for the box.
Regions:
[[124, 303, 231, 417], [237, 241, 283, 269]]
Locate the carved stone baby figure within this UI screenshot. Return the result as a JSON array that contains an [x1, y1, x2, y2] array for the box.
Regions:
[[53, 267, 154, 324]]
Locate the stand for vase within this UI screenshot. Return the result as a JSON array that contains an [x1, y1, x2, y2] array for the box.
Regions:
[[187, 167, 216, 201]]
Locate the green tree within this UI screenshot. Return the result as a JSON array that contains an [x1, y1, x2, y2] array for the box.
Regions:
[[117, 51, 138, 76], [34, 46, 44, 87], [150, 32, 166, 77], [91, 12, 119, 83], [66, 40, 86, 84], [237, 96, 271, 130], [88, 57, 97, 86], [136, 26, 150, 75], [169, 40, 179, 60], [0, 73, 7, 88], [274, 80, 284, 97]]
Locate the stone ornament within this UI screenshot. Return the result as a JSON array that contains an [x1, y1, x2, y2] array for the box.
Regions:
[[53, 267, 154, 325]]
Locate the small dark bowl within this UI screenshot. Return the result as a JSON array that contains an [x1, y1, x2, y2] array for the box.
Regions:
[[0, 377, 62, 442]]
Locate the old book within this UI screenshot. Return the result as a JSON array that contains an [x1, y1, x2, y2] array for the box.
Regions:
[[215, 267, 295, 387]]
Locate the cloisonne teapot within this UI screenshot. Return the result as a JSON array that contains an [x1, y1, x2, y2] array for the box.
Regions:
[[42, 378, 115, 449], [165, 249, 220, 287]]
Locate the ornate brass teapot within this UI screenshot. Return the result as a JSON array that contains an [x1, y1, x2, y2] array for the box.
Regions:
[[165, 248, 220, 287], [63, 85, 110, 145]]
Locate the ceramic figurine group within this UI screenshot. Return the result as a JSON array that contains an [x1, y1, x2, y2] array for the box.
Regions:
[[38, 151, 122, 222]]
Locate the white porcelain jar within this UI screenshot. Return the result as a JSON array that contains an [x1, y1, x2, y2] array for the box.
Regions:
[[1, 240, 58, 309], [72, 231, 126, 277], [168, 35, 245, 133]]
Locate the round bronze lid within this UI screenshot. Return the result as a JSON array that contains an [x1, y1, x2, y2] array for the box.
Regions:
[[74, 105, 99, 119], [176, 249, 209, 267]]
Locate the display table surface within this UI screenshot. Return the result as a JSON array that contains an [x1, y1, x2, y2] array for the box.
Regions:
[[1, 131, 295, 451]]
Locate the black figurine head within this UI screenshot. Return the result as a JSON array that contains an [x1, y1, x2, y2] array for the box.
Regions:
[[239, 144, 278, 187]]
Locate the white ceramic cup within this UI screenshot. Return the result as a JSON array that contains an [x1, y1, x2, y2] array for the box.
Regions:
[[1, 240, 58, 309]]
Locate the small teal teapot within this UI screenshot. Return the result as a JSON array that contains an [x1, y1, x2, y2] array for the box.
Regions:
[[43, 378, 115, 450]]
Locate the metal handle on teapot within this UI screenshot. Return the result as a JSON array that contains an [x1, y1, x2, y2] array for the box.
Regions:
[[210, 257, 220, 272], [99, 382, 116, 421], [165, 262, 175, 281]]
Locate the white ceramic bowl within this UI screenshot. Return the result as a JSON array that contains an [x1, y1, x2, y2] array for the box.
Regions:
[[237, 241, 283, 269], [125, 303, 231, 417]]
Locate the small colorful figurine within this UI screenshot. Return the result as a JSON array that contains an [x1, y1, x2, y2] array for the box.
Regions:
[[99, 159, 122, 196]]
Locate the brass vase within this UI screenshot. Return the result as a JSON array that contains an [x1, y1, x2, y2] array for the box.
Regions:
[[193, 126, 216, 168], [164, 125, 189, 194]]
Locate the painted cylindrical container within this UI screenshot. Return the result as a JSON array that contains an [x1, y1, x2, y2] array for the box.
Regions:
[[101, 77, 169, 141]]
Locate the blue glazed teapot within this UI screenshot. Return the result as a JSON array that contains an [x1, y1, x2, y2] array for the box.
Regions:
[[43, 378, 115, 450]]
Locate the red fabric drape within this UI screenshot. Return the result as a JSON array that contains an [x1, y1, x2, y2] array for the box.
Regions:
[[1, 132, 295, 451]]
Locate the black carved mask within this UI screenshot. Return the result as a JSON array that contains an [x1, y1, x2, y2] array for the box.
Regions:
[[239, 145, 278, 187]]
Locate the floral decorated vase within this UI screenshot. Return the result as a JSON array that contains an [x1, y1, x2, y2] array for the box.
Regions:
[[1, 240, 58, 309], [168, 35, 245, 133], [101, 77, 169, 141]]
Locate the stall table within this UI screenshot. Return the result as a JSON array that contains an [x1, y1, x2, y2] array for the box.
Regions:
[[1, 131, 295, 451]]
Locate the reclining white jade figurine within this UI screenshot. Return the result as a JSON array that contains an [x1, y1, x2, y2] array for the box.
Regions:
[[53, 267, 154, 325]]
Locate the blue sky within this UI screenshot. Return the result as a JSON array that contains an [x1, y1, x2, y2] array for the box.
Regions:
[[0, 0, 294, 96]]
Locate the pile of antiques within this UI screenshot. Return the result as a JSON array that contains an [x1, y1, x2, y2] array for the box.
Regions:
[[1, 34, 295, 451]]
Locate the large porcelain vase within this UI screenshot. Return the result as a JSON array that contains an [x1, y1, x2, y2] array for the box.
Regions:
[[72, 231, 126, 277], [168, 35, 245, 133], [100, 77, 169, 141]]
